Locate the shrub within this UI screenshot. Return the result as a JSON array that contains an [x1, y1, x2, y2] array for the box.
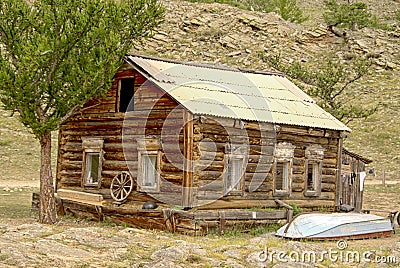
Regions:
[[270, 0, 308, 23], [261, 52, 377, 124], [396, 9, 400, 21], [323, 0, 384, 30], [289, 203, 302, 216]]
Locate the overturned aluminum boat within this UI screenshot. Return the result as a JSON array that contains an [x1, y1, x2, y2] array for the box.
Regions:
[[275, 213, 393, 240]]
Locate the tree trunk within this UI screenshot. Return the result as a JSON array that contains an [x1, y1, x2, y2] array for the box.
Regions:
[[38, 131, 58, 224]]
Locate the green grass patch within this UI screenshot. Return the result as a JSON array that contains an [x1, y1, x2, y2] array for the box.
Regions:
[[249, 223, 281, 236], [244, 206, 284, 212], [0, 187, 38, 219], [289, 203, 302, 216], [0, 253, 9, 261], [364, 184, 400, 194], [0, 107, 57, 184], [206, 222, 281, 237]]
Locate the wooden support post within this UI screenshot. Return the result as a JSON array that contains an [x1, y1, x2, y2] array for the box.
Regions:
[[220, 211, 226, 235], [335, 136, 343, 208], [275, 199, 293, 222], [355, 160, 361, 212], [182, 111, 194, 208], [382, 169, 386, 186]]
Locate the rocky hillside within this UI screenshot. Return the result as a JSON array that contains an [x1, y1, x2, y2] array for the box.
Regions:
[[136, 0, 400, 175]]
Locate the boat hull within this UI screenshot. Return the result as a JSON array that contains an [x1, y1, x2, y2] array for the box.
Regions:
[[275, 213, 393, 240]]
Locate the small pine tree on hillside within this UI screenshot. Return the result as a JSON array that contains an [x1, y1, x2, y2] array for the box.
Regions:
[[323, 0, 379, 30], [262, 53, 377, 124]]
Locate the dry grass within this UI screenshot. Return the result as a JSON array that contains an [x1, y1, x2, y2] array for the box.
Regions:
[[0, 110, 40, 183]]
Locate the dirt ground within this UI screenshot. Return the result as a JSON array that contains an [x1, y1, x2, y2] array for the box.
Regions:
[[0, 177, 399, 267], [362, 180, 400, 210]]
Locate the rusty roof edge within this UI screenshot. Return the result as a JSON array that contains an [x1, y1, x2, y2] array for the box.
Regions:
[[238, 67, 285, 77], [342, 148, 373, 164], [127, 52, 285, 77]]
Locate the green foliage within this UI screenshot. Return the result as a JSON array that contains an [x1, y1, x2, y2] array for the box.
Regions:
[[323, 0, 383, 30], [0, 0, 164, 138], [396, 9, 400, 21], [100, 218, 117, 227], [262, 53, 377, 124], [0, 0, 163, 224], [272, 0, 309, 23], [288, 203, 302, 216], [207, 223, 281, 237], [185, 0, 307, 23], [249, 223, 281, 235]]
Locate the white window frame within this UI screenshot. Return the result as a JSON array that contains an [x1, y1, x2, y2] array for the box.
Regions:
[[81, 137, 104, 188], [84, 152, 101, 185], [223, 144, 247, 196], [137, 150, 161, 192], [273, 142, 295, 197], [273, 159, 292, 196], [304, 145, 324, 197], [224, 155, 246, 195], [305, 160, 322, 196]]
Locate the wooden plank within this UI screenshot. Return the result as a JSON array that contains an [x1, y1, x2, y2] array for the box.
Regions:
[[196, 199, 277, 209], [56, 189, 106, 205], [101, 206, 163, 217], [196, 198, 335, 210], [57, 189, 104, 202], [192, 210, 287, 221]]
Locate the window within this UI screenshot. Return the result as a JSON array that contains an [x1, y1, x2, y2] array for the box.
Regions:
[[306, 161, 321, 192], [118, 78, 135, 112], [137, 137, 161, 192], [138, 152, 160, 192], [273, 143, 295, 197], [224, 157, 245, 195], [224, 144, 247, 195], [84, 153, 101, 185], [81, 137, 104, 187], [304, 145, 324, 197], [275, 161, 290, 192], [142, 154, 158, 187]]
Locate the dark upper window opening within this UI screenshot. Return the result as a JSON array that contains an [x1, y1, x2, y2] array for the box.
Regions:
[[118, 78, 135, 112]]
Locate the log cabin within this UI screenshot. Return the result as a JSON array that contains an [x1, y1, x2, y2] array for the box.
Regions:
[[55, 54, 358, 233]]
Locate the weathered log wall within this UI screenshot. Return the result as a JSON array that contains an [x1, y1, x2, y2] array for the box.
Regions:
[[56, 66, 186, 205], [192, 119, 341, 209], [192, 117, 275, 205], [277, 125, 340, 205]]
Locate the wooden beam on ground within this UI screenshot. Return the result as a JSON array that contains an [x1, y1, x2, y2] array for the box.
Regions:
[[56, 189, 105, 205]]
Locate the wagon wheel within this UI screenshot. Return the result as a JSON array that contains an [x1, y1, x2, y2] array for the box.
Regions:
[[396, 211, 400, 227], [110, 171, 133, 202]]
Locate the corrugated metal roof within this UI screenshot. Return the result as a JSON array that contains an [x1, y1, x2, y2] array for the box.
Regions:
[[126, 55, 350, 132]]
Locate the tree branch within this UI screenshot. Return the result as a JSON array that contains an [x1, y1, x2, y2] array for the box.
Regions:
[[0, 22, 19, 67]]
